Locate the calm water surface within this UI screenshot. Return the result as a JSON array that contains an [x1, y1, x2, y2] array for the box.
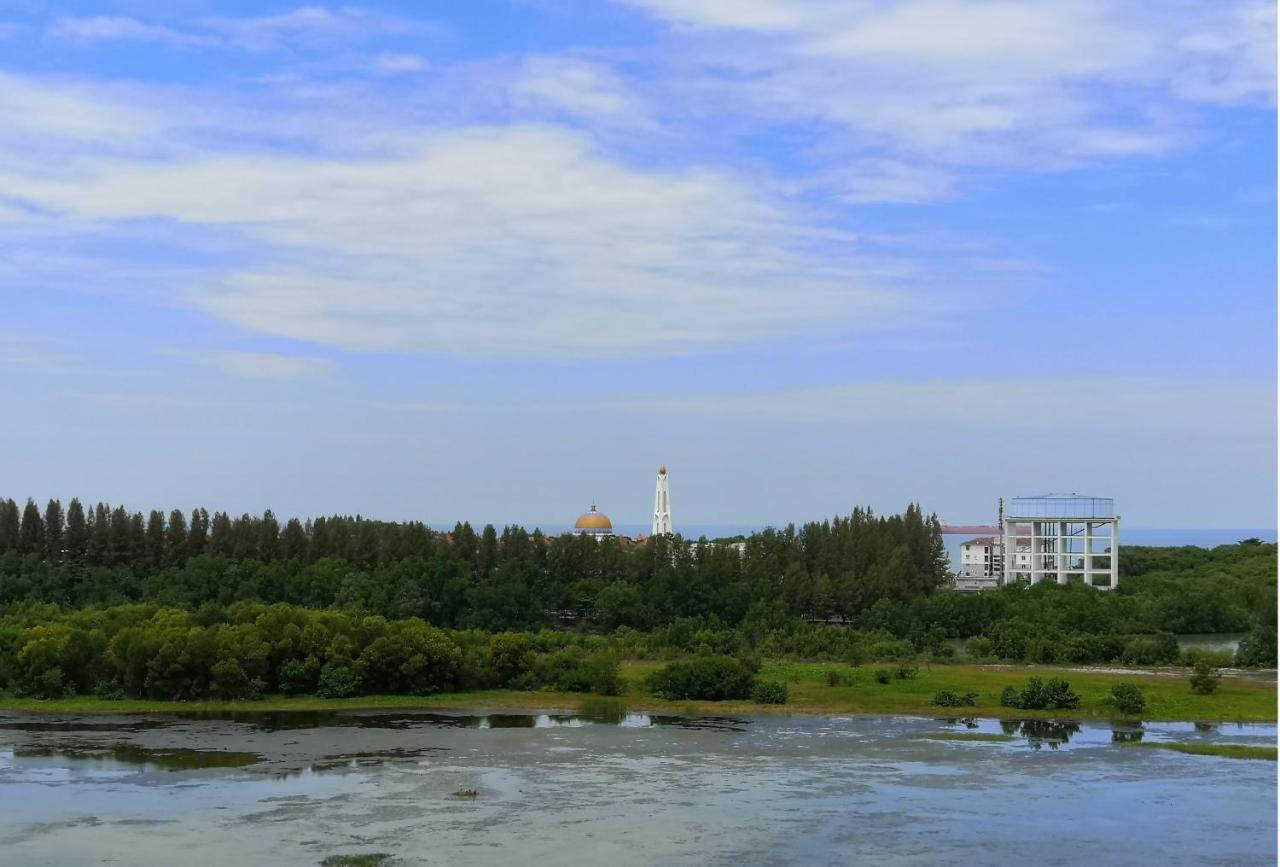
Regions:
[[0, 710, 1274, 866]]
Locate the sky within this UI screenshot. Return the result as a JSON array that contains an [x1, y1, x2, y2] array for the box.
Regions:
[[0, 0, 1275, 531]]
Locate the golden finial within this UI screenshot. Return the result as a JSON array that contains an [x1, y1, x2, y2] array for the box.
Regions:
[[659, 465, 667, 475]]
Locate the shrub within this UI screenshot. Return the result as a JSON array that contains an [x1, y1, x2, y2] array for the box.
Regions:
[[316, 663, 363, 698], [532, 648, 622, 695], [867, 639, 916, 661], [826, 669, 853, 687], [277, 658, 313, 696], [895, 662, 919, 680], [1178, 647, 1233, 669], [1110, 683, 1146, 716], [488, 632, 535, 686], [1121, 633, 1180, 666], [965, 636, 994, 659], [1189, 662, 1220, 695], [751, 681, 788, 704], [999, 677, 1079, 710], [932, 643, 957, 660], [645, 656, 758, 701], [931, 690, 977, 708], [1042, 678, 1080, 710], [874, 668, 893, 685], [1235, 624, 1277, 668]]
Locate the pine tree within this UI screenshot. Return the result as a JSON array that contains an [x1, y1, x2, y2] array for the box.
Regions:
[[65, 498, 88, 561], [260, 510, 280, 560], [146, 510, 166, 564], [166, 509, 188, 562], [108, 505, 131, 565], [187, 508, 208, 557], [209, 512, 233, 556], [18, 498, 45, 553], [281, 517, 308, 561], [43, 499, 65, 560], [87, 503, 111, 564], [0, 498, 20, 551]]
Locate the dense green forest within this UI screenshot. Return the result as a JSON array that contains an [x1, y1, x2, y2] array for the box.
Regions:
[[0, 496, 1274, 700], [0, 497, 949, 626]]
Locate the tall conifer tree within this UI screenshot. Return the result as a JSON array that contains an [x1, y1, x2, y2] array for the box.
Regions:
[[18, 498, 45, 553], [43, 499, 64, 560], [65, 498, 88, 560]]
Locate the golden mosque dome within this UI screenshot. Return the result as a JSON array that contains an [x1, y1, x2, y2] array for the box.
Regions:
[[574, 502, 613, 532]]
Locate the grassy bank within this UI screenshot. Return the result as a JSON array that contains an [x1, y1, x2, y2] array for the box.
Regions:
[[0, 662, 1273, 722]]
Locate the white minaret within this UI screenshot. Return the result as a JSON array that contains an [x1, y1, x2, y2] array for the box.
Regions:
[[652, 465, 673, 535]]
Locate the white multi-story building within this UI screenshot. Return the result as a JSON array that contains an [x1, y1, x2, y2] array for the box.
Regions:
[[1001, 494, 1119, 589], [955, 536, 1000, 591]]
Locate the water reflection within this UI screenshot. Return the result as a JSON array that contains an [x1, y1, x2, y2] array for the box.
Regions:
[[998, 719, 1082, 750], [8, 745, 261, 770]]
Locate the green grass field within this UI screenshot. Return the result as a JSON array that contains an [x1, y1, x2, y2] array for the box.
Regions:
[[0, 661, 1273, 722]]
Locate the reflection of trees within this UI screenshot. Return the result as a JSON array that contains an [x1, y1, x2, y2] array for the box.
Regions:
[[937, 717, 979, 729], [1111, 729, 1145, 743], [999, 719, 1082, 749], [1194, 722, 1219, 733]]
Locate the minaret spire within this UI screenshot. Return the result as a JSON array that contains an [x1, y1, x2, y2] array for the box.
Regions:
[[652, 465, 673, 535]]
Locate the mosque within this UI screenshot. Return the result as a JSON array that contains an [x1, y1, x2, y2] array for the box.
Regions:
[[572, 466, 673, 540]]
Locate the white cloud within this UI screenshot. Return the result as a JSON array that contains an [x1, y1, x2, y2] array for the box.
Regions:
[[47, 7, 439, 54], [619, 0, 1274, 175], [169, 349, 334, 380], [50, 16, 202, 46], [0, 95, 909, 356], [510, 57, 648, 124]]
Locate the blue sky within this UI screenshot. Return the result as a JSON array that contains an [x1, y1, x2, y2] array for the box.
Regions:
[[0, 0, 1275, 530]]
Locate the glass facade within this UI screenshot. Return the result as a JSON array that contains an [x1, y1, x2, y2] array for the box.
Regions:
[[1007, 495, 1115, 519]]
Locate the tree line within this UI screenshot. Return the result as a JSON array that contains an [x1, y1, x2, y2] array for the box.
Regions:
[[0, 496, 951, 628]]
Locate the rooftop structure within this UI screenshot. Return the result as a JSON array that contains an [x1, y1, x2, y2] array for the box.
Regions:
[[1002, 493, 1119, 589], [573, 503, 614, 537]]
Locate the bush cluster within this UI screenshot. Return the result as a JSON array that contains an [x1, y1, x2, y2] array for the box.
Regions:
[[1189, 662, 1220, 695], [999, 677, 1080, 711], [644, 656, 759, 701], [0, 602, 622, 701], [930, 690, 978, 708], [1109, 683, 1146, 716]]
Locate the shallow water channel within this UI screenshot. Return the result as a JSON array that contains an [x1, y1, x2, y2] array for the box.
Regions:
[[0, 709, 1274, 866]]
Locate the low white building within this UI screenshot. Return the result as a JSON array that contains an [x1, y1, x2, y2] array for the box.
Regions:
[[955, 537, 1000, 592]]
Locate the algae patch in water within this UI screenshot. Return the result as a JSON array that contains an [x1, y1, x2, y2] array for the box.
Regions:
[[1123, 742, 1277, 761], [18, 745, 261, 770], [319, 855, 393, 867]]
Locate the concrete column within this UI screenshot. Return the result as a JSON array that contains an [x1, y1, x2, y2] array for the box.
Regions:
[[1110, 518, 1119, 589]]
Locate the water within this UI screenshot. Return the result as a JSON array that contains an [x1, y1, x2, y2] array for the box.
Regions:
[[0, 710, 1273, 865]]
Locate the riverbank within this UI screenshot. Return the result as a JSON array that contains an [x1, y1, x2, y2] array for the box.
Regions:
[[0, 661, 1273, 722]]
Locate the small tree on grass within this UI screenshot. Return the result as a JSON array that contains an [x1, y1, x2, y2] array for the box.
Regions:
[[751, 681, 788, 704], [1189, 662, 1220, 695], [931, 690, 978, 708], [1110, 683, 1146, 716], [999, 677, 1080, 710]]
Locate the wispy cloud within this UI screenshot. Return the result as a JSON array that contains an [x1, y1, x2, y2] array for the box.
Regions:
[[617, 0, 1274, 179], [510, 57, 650, 125], [0, 73, 914, 357], [47, 6, 440, 54], [166, 349, 334, 380]]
